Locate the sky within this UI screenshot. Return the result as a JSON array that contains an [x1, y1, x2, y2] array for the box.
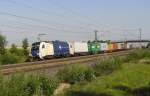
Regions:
[[0, 0, 150, 46]]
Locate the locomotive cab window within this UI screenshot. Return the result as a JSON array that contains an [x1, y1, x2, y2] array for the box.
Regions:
[[42, 45, 45, 49]]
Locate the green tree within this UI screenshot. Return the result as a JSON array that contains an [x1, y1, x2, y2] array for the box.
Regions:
[[0, 34, 7, 54], [22, 38, 29, 56], [10, 44, 17, 54]]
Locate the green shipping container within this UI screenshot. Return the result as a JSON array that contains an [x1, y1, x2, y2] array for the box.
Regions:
[[88, 42, 100, 54]]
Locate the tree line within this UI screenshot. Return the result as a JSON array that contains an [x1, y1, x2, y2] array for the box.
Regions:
[[0, 34, 29, 64]]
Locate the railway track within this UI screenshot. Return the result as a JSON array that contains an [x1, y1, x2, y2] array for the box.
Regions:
[[0, 50, 132, 75]]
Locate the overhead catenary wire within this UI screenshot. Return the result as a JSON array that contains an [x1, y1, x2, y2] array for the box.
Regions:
[[2, 0, 120, 39], [4, 0, 96, 31], [13, 0, 100, 27], [0, 24, 61, 33], [0, 0, 140, 41], [0, 11, 64, 26], [0, 11, 94, 32], [122, 29, 141, 40], [46, 0, 112, 29], [0, 22, 92, 35], [4, 0, 68, 18]]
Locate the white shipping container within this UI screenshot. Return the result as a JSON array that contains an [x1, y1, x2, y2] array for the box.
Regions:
[[127, 42, 149, 49], [140, 42, 149, 48], [74, 42, 88, 53], [118, 43, 125, 49], [100, 43, 108, 51], [127, 43, 140, 48], [133, 43, 141, 48], [127, 43, 131, 49]]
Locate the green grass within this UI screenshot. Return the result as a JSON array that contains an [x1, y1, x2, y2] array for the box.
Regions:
[[0, 49, 150, 96], [93, 56, 123, 76], [56, 56, 124, 85], [125, 49, 150, 62], [0, 73, 59, 96], [58, 49, 150, 96], [56, 64, 95, 84], [66, 61, 150, 96]]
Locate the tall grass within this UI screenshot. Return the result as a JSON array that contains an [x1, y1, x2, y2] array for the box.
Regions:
[[1, 49, 150, 95], [64, 59, 150, 96], [126, 49, 150, 62], [0, 73, 59, 96], [56, 64, 95, 84], [57, 56, 124, 84], [62, 49, 150, 96], [93, 56, 123, 76]]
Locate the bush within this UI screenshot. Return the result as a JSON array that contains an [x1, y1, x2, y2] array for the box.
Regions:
[[56, 64, 95, 84], [9, 47, 25, 56], [39, 75, 60, 96], [126, 49, 150, 62], [0, 52, 26, 64], [65, 62, 150, 96], [93, 56, 123, 76], [0, 73, 59, 96], [0, 55, 2, 65], [0, 46, 28, 64]]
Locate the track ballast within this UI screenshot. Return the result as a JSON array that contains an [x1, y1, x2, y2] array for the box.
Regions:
[[0, 50, 132, 75]]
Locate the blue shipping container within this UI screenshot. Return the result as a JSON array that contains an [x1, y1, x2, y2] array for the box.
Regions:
[[52, 41, 69, 56]]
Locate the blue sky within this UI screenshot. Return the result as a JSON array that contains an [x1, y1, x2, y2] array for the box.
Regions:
[[0, 0, 150, 45]]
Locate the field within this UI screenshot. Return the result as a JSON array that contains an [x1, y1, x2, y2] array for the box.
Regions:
[[0, 49, 150, 96], [64, 61, 150, 96], [61, 49, 150, 96]]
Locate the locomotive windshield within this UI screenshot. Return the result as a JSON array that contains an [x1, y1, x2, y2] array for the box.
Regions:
[[31, 42, 40, 51]]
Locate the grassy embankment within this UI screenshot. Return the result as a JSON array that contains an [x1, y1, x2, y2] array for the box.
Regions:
[[0, 49, 150, 96], [59, 49, 150, 96]]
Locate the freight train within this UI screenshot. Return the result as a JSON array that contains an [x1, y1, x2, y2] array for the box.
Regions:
[[30, 40, 150, 59]]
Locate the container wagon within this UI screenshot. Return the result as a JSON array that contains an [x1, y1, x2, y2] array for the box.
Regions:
[[108, 43, 113, 52], [127, 42, 149, 49], [117, 42, 126, 50], [99, 42, 109, 52], [112, 42, 118, 51], [74, 42, 88, 55]]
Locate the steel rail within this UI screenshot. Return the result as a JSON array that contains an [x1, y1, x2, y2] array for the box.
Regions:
[[0, 50, 132, 75]]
